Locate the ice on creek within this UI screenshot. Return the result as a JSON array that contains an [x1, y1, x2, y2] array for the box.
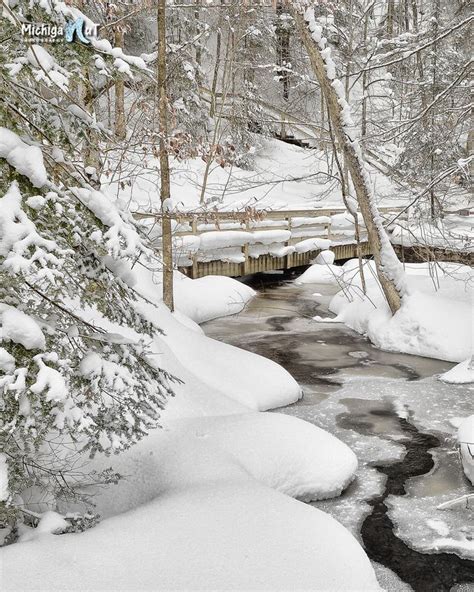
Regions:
[[387, 492, 474, 560], [290, 376, 474, 561], [202, 279, 473, 564]]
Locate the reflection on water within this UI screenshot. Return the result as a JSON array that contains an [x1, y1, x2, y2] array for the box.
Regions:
[[203, 278, 453, 393]]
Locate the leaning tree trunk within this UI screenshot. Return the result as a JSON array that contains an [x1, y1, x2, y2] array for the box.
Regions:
[[157, 0, 174, 311], [291, 5, 403, 314]]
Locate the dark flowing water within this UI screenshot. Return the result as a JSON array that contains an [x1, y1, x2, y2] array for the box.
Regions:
[[340, 402, 474, 591], [203, 273, 474, 591]]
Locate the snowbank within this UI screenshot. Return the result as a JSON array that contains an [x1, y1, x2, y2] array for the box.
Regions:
[[104, 137, 407, 215], [3, 421, 377, 592], [172, 412, 357, 501], [129, 263, 301, 410], [3, 484, 379, 592], [316, 260, 472, 362], [140, 297, 302, 411], [67, 411, 358, 517], [1, 257, 379, 591]]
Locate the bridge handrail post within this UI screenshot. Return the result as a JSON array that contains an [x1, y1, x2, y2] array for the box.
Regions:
[[285, 215, 293, 269], [191, 218, 198, 279], [242, 218, 250, 275]]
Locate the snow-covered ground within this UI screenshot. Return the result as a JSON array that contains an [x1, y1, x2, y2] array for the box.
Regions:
[[391, 209, 474, 254], [2, 261, 383, 591], [104, 138, 412, 214]]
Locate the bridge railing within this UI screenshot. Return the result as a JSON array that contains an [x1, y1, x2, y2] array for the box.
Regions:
[[134, 207, 406, 278]]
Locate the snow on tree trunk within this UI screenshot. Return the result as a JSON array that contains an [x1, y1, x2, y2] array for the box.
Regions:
[[291, 3, 405, 314]]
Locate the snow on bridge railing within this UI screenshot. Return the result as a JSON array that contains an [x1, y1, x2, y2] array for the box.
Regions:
[[133, 206, 406, 275]]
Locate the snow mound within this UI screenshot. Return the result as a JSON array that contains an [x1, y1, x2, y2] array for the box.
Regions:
[[178, 412, 358, 501], [314, 249, 336, 265], [440, 358, 474, 384], [2, 425, 379, 592], [132, 262, 255, 324], [174, 273, 255, 323], [295, 261, 343, 284], [124, 262, 300, 411], [151, 305, 302, 411]]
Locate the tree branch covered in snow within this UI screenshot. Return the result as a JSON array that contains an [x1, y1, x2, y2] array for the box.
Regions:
[[0, 0, 179, 532]]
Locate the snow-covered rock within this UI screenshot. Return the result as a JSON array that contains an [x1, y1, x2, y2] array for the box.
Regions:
[[314, 249, 336, 265], [176, 412, 358, 501]]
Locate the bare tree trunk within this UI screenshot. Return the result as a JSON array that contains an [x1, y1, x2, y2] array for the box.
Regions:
[[429, 0, 440, 220], [114, 29, 126, 140], [361, 5, 372, 140], [292, 7, 403, 314], [200, 9, 238, 204], [209, 13, 222, 118], [276, 0, 291, 105], [194, 0, 202, 67], [386, 0, 395, 35], [157, 0, 174, 311], [83, 72, 101, 184]]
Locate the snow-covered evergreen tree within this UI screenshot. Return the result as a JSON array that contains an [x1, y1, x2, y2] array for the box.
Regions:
[[0, 0, 176, 536]]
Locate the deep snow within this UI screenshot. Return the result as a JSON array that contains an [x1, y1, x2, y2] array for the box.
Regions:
[[2, 260, 381, 591]]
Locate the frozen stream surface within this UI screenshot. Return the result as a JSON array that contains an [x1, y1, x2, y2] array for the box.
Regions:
[[202, 273, 474, 592]]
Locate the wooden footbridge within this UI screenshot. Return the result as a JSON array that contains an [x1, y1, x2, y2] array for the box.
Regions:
[[136, 207, 406, 279]]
